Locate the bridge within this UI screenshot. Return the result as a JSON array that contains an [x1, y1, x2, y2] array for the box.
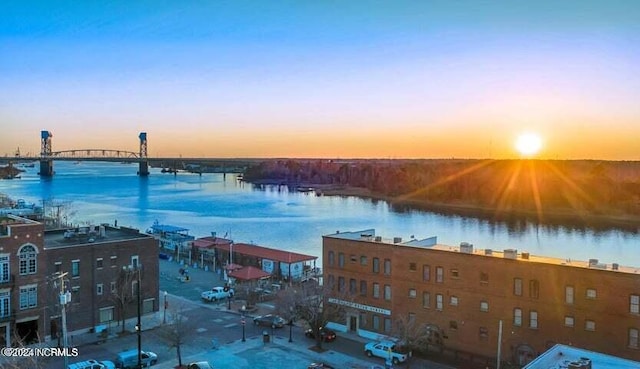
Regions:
[[4, 131, 259, 177]]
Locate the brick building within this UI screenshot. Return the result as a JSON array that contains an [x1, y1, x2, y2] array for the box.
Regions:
[[323, 229, 640, 365], [0, 215, 159, 346]]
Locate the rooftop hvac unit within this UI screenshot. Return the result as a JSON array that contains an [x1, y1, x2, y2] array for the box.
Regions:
[[521, 252, 530, 260], [393, 237, 402, 244], [503, 249, 517, 260], [484, 249, 493, 256], [99, 225, 106, 237], [375, 236, 382, 242], [460, 242, 473, 254], [588, 259, 599, 267], [612, 263, 619, 270]]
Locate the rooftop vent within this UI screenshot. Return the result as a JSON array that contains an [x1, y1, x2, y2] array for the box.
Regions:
[[521, 252, 530, 260], [460, 242, 473, 254], [374, 236, 382, 242], [588, 259, 598, 267], [484, 249, 493, 256], [393, 237, 402, 244], [612, 263, 619, 270], [504, 249, 517, 260]]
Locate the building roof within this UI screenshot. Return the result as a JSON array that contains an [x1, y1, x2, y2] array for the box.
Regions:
[[324, 229, 640, 274], [523, 344, 640, 369], [228, 266, 271, 281], [44, 225, 153, 249], [208, 241, 317, 264], [150, 224, 189, 233], [193, 237, 232, 248]]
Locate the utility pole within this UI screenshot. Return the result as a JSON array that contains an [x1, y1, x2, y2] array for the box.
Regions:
[[136, 269, 142, 369], [53, 272, 71, 369]]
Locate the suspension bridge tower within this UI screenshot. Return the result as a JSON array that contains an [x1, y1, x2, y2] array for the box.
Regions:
[[39, 130, 54, 177], [138, 132, 149, 176]]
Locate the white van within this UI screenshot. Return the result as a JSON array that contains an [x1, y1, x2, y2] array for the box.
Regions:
[[115, 349, 158, 369], [67, 359, 116, 369]]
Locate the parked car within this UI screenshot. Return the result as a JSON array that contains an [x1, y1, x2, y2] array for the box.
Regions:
[[304, 326, 337, 342], [186, 362, 213, 369], [67, 359, 116, 369], [253, 314, 286, 328], [115, 349, 158, 368], [308, 363, 335, 369], [201, 286, 234, 302], [364, 340, 409, 364]]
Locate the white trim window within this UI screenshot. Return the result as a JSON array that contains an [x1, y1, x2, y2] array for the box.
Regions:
[[0, 254, 9, 283], [0, 291, 10, 318], [19, 285, 37, 310], [631, 295, 640, 314], [18, 245, 37, 275]]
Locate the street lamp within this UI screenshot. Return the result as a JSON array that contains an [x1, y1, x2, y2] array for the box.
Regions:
[[227, 295, 232, 310], [288, 306, 294, 343], [241, 305, 246, 342], [163, 291, 168, 324]]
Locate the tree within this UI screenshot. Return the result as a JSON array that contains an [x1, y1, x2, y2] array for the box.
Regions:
[[111, 268, 137, 333], [159, 304, 192, 368], [275, 281, 348, 351], [0, 332, 51, 369], [392, 316, 445, 369]]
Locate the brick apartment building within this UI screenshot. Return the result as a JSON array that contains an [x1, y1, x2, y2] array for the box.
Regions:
[[323, 229, 640, 365], [0, 215, 159, 347]]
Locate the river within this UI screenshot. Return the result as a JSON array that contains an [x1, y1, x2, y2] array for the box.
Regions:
[[1, 161, 639, 267]]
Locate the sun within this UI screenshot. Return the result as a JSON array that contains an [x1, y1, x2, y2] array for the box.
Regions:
[[515, 132, 543, 157]]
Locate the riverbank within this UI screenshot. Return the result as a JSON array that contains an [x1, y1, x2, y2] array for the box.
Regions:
[[313, 184, 640, 232]]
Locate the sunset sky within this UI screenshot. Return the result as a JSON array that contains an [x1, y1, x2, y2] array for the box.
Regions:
[[1, 1, 639, 159]]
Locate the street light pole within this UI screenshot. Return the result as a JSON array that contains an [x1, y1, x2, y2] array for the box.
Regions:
[[163, 291, 168, 324], [136, 270, 142, 369], [241, 305, 246, 342], [227, 295, 231, 310]]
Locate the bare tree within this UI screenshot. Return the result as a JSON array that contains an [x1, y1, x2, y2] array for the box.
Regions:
[[159, 304, 192, 368], [275, 281, 348, 350], [0, 332, 51, 369], [111, 268, 137, 333]]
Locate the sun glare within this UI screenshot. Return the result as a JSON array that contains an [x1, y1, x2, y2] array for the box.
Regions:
[[515, 133, 543, 157]]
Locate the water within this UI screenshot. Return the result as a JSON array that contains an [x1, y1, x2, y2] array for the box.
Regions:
[[1, 161, 639, 267]]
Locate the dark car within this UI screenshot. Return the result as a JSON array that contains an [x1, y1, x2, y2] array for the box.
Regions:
[[308, 363, 335, 369], [253, 314, 286, 328], [304, 327, 337, 342]]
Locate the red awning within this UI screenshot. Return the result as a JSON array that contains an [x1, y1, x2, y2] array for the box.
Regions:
[[225, 263, 244, 271], [228, 266, 271, 281]]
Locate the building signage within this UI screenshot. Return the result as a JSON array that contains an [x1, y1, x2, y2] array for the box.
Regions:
[[262, 259, 274, 274], [327, 298, 391, 316]]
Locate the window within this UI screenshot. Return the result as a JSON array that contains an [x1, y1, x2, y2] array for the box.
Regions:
[[585, 320, 595, 331], [359, 312, 368, 329], [480, 301, 489, 312], [350, 278, 357, 294], [449, 320, 458, 330], [99, 306, 114, 323], [372, 315, 380, 330], [408, 288, 417, 298], [514, 278, 522, 296], [110, 281, 117, 294], [631, 295, 640, 314], [338, 253, 345, 268], [143, 298, 154, 314], [360, 255, 367, 265], [131, 255, 139, 269], [384, 259, 391, 275], [327, 275, 335, 290], [72, 286, 80, 294], [96, 258, 103, 269], [529, 311, 538, 329], [409, 262, 416, 271], [629, 328, 639, 349], [18, 245, 37, 275], [338, 277, 345, 292], [328, 251, 335, 266], [586, 288, 597, 299], [408, 313, 416, 324], [436, 267, 444, 283], [19, 285, 37, 310], [450, 269, 459, 278], [384, 285, 391, 301], [565, 286, 574, 304], [360, 280, 367, 296], [350, 254, 357, 263], [384, 318, 391, 333], [436, 294, 443, 311], [110, 255, 117, 267], [450, 296, 459, 306], [0, 291, 10, 318], [54, 261, 61, 273], [422, 292, 431, 308], [479, 327, 489, 341], [514, 308, 522, 326], [373, 258, 380, 273], [480, 272, 489, 283], [422, 265, 430, 281], [373, 283, 380, 298], [71, 260, 80, 277], [529, 280, 539, 299], [97, 283, 103, 296], [564, 316, 574, 327], [0, 254, 9, 283]]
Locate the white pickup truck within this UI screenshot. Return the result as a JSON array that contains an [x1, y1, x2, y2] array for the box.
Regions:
[[201, 286, 234, 302]]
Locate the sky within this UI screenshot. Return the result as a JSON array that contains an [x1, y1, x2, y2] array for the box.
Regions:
[[1, 1, 639, 160]]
